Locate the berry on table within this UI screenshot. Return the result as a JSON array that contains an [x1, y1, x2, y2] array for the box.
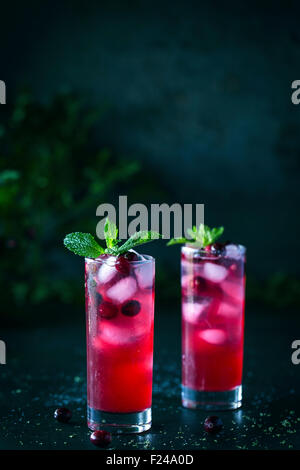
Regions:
[[90, 430, 112, 447], [204, 415, 223, 433], [54, 407, 72, 423]]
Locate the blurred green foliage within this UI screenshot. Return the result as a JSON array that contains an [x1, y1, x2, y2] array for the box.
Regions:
[[0, 91, 158, 320], [0, 92, 299, 324], [246, 273, 300, 310]]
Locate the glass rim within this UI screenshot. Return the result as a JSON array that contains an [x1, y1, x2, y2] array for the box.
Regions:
[[181, 243, 246, 258], [85, 253, 155, 266]]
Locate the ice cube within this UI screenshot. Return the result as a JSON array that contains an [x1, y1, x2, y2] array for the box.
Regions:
[[225, 244, 242, 260], [106, 276, 137, 304], [135, 265, 154, 289], [221, 280, 244, 304], [217, 302, 240, 319], [98, 323, 129, 346], [199, 328, 227, 345], [181, 274, 191, 289], [202, 262, 228, 283], [97, 315, 148, 347], [97, 256, 117, 283], [182, 301, 208, 324], [94, 326, 126, 348]]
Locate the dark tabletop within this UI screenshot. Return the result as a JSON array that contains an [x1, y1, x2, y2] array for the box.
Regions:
[[1, 305, 300, 451]]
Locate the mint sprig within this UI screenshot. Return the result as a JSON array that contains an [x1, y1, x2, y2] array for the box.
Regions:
[[64, 232, 105, 258], [167, 224, 224, 248], [117, 230, 161, 255], [64, 218, 161, 258], [104, 218, 118, 250]]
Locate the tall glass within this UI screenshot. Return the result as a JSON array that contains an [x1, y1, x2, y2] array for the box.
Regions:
[[181, 244, 246, 410], [85, 254, 155, 433]]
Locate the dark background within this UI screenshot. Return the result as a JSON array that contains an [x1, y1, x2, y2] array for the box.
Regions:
[[0, 0, 300, 451], [1, 0, 300, 323]]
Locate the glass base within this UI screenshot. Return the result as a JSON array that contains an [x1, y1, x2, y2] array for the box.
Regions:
[[182, 385, 242, 410], [87, 407, 152, 434]]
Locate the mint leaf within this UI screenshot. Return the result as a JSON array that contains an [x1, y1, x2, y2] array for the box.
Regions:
[[210, 226, 224, 244], [117, 231, 161, 255], [64, 220, 161, 258], [104, 218, 119, 249], [167, 237, 188, 246], [199, 225, 224, 246], [194, 224, 212, 246], [64, 232, 104, 258], [167, 224, 224, 248], [186, 226, 198, 241]]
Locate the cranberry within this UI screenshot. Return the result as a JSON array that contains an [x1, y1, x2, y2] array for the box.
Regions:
[[123, 250, 140, 262], [54, 407, 72, 423], [95, 292, 103, 307], [211, 242, 225, 255], [203, 245, 212, 253], [191, 276, 206, 293], [90, 430, 112, 447], [204, 416, 223, 433], [121, 300, 141, 317], [98, 301, 118, 319], [115, 256, 131, 275]]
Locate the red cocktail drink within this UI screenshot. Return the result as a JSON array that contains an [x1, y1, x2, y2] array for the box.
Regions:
[[85, 251, 155, 432], [181, 244, 245, 409]]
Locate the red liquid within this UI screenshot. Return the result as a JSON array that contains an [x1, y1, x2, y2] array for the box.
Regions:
[[181, 245, 245, 392], [86, 255, 155, 413]]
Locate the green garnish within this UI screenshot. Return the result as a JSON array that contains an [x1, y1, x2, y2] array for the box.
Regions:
[[64, 218, 161, 258], [116, 230, 160, 255], [104, 218, 119, 250], [167, 224, 224, 248], [63, 232, 105, 258]]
